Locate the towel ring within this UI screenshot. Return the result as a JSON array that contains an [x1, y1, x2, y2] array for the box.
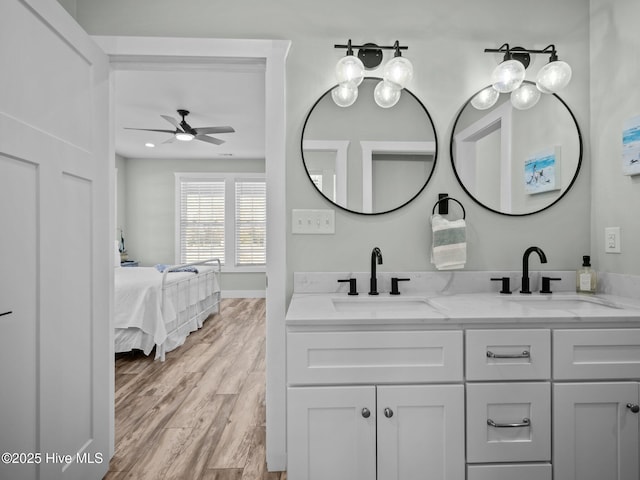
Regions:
[[432, 196, 466, 219]]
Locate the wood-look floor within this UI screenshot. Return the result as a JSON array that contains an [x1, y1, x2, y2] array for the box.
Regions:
[[104, 298, 287, 480]]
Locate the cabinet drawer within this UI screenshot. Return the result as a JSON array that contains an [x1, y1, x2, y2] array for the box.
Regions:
[[466, 382, 550, 463], [467, 463, 551, 480], [287, 330, 463, 385], [554, 329, 640, 380], [466, 329, 550, 380]]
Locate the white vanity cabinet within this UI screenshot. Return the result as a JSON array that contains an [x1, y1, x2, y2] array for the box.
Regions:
[[286, 329, 465, 480], [552, 329, 640, 480], [285, 291, 640, 480]]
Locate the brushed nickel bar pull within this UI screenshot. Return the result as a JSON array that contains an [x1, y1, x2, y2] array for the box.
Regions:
[[487, 417, 531, 428], [486, 350, 530, 359], [0, 311, 12, 317]]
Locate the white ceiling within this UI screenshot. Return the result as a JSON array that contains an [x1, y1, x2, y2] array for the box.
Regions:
[[113, 59, 265, 160]]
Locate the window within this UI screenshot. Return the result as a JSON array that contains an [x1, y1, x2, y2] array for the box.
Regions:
[[176, 173, 266, 270], [235, 180, 266, 266]]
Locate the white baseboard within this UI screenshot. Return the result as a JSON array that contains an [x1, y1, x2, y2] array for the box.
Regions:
[[221, 289, 266, 298]]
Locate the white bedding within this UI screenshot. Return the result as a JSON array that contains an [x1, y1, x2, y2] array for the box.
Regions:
[[114, 265, 220, 359]]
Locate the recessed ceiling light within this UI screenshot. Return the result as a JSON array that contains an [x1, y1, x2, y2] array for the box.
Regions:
[[145, 142, 155, 148]]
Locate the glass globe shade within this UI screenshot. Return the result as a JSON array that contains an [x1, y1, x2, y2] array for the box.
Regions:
[[383, 56, 414, 88], [471, 86, 500, 110], [510, 83, 541, 110], [331, 82, 358, 108], [374, 80, 401, 108], [491, 59, 526, 93], [335, 55, 365, 87], [536, 60, 572, 93], [536, 82, 553, 94]]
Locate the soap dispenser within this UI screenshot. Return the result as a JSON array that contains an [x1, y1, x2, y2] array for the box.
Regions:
[[576, 255, 597, 294]]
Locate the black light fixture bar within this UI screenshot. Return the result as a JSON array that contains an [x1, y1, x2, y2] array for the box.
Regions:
[[485, 43, 559, 62], [334, 40, 409, 52], [335, 39, 409, 69]]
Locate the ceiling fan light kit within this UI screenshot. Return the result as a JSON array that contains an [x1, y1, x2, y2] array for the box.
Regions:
[[175, 132, 195, 142], [125, 109, 235, 146]]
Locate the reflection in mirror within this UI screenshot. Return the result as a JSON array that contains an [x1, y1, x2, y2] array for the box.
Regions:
[[302, 78, 437, 214], [450, 81, 582, 215]]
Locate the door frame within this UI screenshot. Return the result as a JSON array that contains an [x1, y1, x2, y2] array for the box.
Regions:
[[93, 35, 290, 470]]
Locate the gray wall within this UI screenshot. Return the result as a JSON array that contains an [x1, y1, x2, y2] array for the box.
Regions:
[[71, 0, 600, 297], [590, 0, 640, 275]]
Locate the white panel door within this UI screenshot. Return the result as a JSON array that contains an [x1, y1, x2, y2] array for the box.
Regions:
[[377, 384, 465, 480], [554, 382, 640, 480], [0, 1, 111, 479], [287, 386, 376, 480], [0, 154, 38, 480]]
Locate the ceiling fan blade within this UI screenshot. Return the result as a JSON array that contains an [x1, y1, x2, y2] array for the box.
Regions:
[[161, 115, 182, 130], [195, 134, 225, 145], [194, 126, 235, 135], [124, 128, 176, 134]]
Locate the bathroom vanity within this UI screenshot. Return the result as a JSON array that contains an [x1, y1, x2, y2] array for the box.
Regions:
[[285, 273, 640, 480]]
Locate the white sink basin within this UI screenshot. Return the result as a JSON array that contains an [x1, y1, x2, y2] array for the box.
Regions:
[[332, 296, 438, 313], [505, 294, 622, 311]]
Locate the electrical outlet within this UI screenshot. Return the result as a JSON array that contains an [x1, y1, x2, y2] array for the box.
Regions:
[[605, 227, 621, 254], [292, 209, 335, 234]]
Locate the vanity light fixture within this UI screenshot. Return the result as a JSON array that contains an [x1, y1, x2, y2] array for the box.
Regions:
[[335, 40, 366, 86], [331, 81, 359, 108], [510, 82, 541, 110], [333, 40, 412, 108], [535, 47, 572, 93], [489, 45, 528, 94], [470, 86, 500, 110], [480, 43, 572, 111]]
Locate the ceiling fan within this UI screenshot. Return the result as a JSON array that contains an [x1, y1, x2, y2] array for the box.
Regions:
[[125, 109, 235, 145]]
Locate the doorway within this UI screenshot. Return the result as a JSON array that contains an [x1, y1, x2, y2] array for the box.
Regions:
[[94, 36, 290, 471]]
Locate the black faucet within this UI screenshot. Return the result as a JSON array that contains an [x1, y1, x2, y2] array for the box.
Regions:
[[369, 247, 383, 295], [521, 246, 547, 294]]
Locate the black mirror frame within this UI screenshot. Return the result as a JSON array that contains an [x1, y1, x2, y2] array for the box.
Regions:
[[301, 77, 439, 216], [449, 84, 583, 216]]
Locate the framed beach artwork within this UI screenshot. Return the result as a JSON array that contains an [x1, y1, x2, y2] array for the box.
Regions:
[[622, 114, 640, 176], [524, 146, 561, 194]]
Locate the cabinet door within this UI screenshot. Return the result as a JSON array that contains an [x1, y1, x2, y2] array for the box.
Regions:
[[554, 383, 640, 480], [287, 386, 376, 480], [377, 385, 465, 480]]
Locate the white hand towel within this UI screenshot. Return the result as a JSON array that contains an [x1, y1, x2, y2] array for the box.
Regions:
[[430, 214, 467, 270]]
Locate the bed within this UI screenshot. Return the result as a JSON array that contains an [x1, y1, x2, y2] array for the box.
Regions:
[[114, 258, 221, 360]]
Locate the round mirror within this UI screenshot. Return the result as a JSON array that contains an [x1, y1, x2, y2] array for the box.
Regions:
[[450, 81, 582, 216], [301, 77, 438, 215]]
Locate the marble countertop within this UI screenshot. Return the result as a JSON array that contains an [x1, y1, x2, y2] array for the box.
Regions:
[[286, 291, 640, 327]]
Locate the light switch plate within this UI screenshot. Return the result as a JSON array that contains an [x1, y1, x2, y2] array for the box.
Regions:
[[292, 209, 335, 234], [605, 226, 621, 253]]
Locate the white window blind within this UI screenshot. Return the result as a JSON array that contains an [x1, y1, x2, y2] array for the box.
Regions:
[[179, 180, 225, 264], [235, 180, 266, 266]]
